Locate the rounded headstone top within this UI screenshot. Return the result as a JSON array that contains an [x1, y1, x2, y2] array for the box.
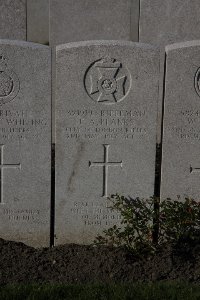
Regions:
[[56, 40, 159, 52], [166, 40, 200, 53]]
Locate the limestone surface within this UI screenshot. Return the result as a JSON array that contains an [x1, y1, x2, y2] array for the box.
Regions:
[[161, 41, 200, 200], [0, 40, 51, 247], [55, 40, 160, 245], [0, 0, 26, 40], [27, 0, 49, 45], [140, 0, 200, 46], [50, 0, 139, 45]]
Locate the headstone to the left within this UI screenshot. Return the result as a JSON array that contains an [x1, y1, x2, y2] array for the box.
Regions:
[[0, 40, 51, 247], [0, 0, 26, 40]]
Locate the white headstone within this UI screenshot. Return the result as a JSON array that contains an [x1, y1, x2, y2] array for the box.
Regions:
[[0, 40, 51, 247], [55, 41, 160, 245], [161, 41, 200, 200]]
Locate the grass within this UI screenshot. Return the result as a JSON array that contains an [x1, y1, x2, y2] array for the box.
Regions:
[[1, 282, 200, 300]]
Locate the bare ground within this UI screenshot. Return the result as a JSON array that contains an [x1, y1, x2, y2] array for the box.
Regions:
[[1, 238, 200, 285]]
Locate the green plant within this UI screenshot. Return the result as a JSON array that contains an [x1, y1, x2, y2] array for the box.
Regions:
[[159, 198, 200, 245], [94, 194, 200, 256], [94, 194, 157, 256]]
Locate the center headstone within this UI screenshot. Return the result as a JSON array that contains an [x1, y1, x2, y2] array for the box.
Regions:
[[55, 41, 160, 245], [0, 40, 51, 247]]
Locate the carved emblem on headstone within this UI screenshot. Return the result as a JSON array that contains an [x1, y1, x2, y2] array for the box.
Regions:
[[195, 68, 200, 97], [0, 55, 20, 106], [84, 57, 132, 104]]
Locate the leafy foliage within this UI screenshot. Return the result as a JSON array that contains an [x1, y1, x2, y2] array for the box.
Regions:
[[94, 194, 200, 256], [94, 194, 156, 256], [159, 198, 200, 244]]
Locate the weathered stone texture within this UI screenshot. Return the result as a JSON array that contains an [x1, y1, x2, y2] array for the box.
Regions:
[[0, 40, 51, 247], [161, 41, 200, 200], [50, 0, 139, 45], [55, 41, 160, 245], [27, 0, 49, 45], [0, 0, 26, 40], [140, 0, 200, 46]]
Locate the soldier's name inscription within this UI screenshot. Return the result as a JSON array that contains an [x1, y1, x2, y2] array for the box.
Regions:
[[64, 109, 147, 140]]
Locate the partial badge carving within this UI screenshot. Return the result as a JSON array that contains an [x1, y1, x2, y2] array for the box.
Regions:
[[195, 68, 200, 97], [84, 57, 132, 104], [0, 55, 20, 106]]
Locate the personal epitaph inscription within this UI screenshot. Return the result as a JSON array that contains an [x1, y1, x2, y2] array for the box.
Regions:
[[0, 40, 51, 247], [89, 144, 123, 197], [55, 41, 159, 245], [84, 57, 132, 104], [0, 145, 21, 204], [161, 41, 200, 200]]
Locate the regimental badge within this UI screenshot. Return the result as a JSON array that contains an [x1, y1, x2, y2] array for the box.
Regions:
[[195, 67, 200, 97], [0, 55, 20, 106], [84, 57, 132, 105]]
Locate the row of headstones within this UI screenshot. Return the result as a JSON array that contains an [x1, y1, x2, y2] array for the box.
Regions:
[[1, 39, 200, 248], [1, 0, 200, 46]]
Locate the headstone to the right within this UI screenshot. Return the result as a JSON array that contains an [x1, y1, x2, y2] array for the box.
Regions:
[[161, 41, 200, 200], [50, 0, 139, 45], [0, 0, 26, 40], [139, 0, 200, 46]]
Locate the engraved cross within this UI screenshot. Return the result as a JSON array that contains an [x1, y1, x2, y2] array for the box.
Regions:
[[0, 145, 21, 204], [89, 144, 123, 197], [190, 165, 200, 174]]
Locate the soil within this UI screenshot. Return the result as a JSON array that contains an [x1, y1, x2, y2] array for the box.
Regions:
[[1, 238, 200, 285]]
